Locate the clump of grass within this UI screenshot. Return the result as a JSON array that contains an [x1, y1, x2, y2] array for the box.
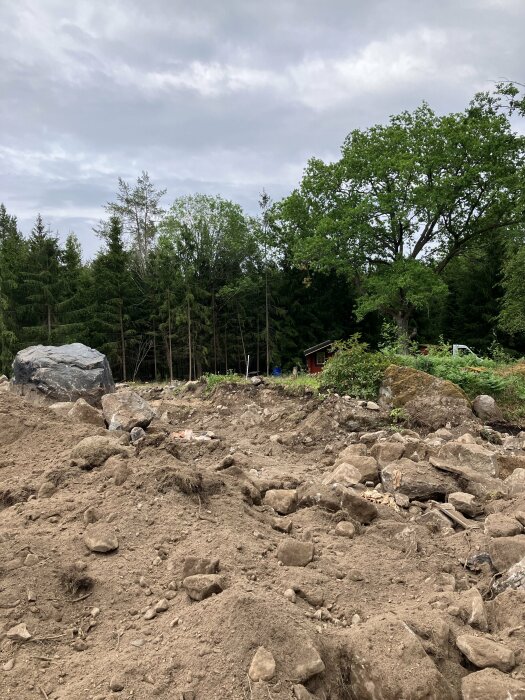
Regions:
[[203, 372, 246, 393], [59, 563, 94, 595], [155, 466, 204, 495], [0, 485, 36, 508]]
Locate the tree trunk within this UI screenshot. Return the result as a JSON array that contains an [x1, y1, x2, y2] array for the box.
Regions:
[[153, 328, 157, 381], [393, 310, 411, 354], [167, 291, 173, 383], [265, 270, 270, 376], [187, 295, 192, 381], [212, 292, 217, 374], [47, 304, 52, 343], [119, 301, 127, 381]]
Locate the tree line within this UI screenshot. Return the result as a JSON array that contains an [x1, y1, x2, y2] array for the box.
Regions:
[[1, 85, 525, 380]]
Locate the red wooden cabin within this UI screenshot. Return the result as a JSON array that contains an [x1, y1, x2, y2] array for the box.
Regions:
[[304, 340, 334, 374]]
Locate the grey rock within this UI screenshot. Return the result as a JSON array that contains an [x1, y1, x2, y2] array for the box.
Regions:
[[67, 398, 105, 426], [102, 390, 156, 431], [182, 574, 223, 601], [456, 634, 515, 672], [70, 436, 129, 469], [130, 426, 146, 443], [84, 524, 119, 553], [248, 646, 275, 681], [472, 395, 504, 422], [381, 458, 457, 500], [12, 343, 114, 405], [276, 539, 314, 567], [461, 668, 525, 700]]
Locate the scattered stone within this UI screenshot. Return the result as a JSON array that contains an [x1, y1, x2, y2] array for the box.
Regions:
[[182, 557, 220, 578], [182, 574, 223, 601], [130, 426, 146, 443], [345, 613, 457, 699], [68, 398, 105, 426], [24, 553, 38, 566], [484, 514, 522, 538], [6, 623, 31, 641], [489, 536, 525, 572], [284, 588, 297, 602], [297, 483, 378, 524], [110, 459, 130, 486], [492, 555, 525, 594], [216, 455, 235, 470], [292, 685, 316, 700], [322, 462, 361, 488], [263, 489, 297, 515], [448, 492, 483, 518], [381, 458, 457, 500], [458, 588, 488, 631], [461, 668, 525, 700], [366, 401, 380, 411], [456, 634, 515, 672], [293, 645, 325, 682], [248, 646, 276, 682], [2, 659, 14, 671], [334, 521, 356, 538], [472, 395, 504, 422], [276, 539, 314, 567], [109, 676, 125, 692], [504, 468, 525, 496], [143, 608, 156, 620], [71, 639, 88, 651], [71, 435, 129, 469], [154, 598, 169, 613], [369, 441, 405, 467], [11, 342, 114, 405], [438, 441, 499, 477], [101, 390, 156, 431], [83, 506, 100, 524], [38, 481, 56, 499], [84, 524, 119, 553]]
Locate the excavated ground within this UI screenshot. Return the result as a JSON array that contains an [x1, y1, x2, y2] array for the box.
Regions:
[[1, 382, 525, 699]]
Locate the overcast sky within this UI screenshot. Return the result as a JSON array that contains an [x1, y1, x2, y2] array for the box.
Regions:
[[1, 0, 523, 258]]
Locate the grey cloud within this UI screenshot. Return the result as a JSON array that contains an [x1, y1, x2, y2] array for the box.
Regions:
[[1, 0, 524, 259]]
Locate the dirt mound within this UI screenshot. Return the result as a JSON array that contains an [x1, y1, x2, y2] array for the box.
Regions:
[[1, 384, 525, 698]]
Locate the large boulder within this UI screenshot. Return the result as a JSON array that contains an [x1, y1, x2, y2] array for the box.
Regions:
[[101, 390, 156, 431], [12, 343, 114, 406], [380, 364, 474, 430]]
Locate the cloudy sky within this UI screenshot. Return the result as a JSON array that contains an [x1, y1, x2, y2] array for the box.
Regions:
[[1, 0, 523, 258]]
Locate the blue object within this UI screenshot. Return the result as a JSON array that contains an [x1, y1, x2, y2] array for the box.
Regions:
[[272, 366, 282, 377]]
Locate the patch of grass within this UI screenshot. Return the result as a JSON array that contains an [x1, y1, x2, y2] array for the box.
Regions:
[[319, 336, 390, 399], [202, 372, 246, 393], [0, 485, 36, 508], [268, 374, 321, 396], [59, 563, 94, 595]]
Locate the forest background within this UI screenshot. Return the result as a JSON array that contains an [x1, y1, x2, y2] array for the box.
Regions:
[[1, 84, 525, 382]]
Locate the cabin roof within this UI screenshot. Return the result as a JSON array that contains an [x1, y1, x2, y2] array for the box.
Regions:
[[304, 340, 332, 356]]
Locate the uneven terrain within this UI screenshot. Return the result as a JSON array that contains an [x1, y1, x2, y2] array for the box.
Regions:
[[1, 380, 525, 699]]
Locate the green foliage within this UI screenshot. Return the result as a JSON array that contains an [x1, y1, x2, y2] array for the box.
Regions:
[[319, 336, 389, 399], [393, 353, 509, 398], [203, 372, 245, 392]]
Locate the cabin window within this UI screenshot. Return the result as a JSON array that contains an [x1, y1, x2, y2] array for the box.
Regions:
[[316, 351, 326, 366]]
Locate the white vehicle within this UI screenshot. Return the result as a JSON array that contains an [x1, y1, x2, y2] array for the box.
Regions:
[[452, 344, 477, 357]]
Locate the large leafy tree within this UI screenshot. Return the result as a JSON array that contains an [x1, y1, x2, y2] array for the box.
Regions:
[[275, 96, 525, 348]]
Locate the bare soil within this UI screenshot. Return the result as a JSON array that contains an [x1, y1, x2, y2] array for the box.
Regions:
[[0, 383, 524, 699]]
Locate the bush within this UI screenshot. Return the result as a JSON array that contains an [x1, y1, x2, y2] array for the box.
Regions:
[[391, 353, 509, 398], [320, 336, 389, 399]]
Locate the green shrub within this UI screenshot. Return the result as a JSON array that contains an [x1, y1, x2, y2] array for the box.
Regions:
[[391, 353, 509, 398], [320, 336, 389, 399], [202, 372, 245, 392]]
